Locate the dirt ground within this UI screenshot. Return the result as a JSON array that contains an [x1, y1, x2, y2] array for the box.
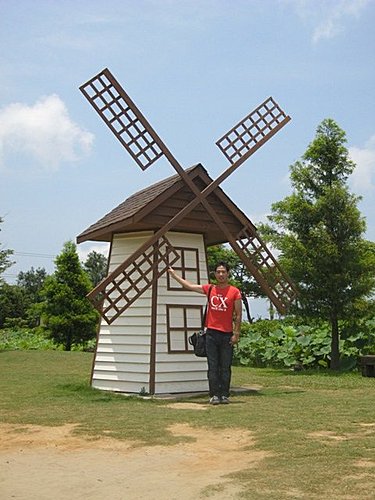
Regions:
[[0, 403, 271, 500]]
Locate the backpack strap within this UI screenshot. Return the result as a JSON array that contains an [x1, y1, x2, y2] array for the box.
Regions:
[[202, 285, 213, 329]]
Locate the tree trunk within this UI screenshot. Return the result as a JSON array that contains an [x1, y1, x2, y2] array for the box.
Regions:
[[65, 330, 73, 351], [242, 292, 252, 323], [330, 313, 340, 370], [269, 301, 275, 320]]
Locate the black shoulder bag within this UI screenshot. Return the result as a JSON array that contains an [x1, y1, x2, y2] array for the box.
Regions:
[[188, 286, 212, 358]]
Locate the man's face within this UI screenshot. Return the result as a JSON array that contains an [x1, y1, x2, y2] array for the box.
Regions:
[[215, 265, 229, 285]]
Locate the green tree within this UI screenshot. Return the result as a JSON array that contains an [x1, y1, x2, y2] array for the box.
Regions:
[[0, 283, 28, 328], [17, 267, 48, 326], [41, 241, 99, 351], [82, 250, 108, 287], [17, 267, 47, 302], [265, 118, 375, 369], [0, 217, 14, 282]]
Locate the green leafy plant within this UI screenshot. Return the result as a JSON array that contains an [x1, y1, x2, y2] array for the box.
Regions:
[[0, 327, 57, 351], [234, 318, 375, 370]]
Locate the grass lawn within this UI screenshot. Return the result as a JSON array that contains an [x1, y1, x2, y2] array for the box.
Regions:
[[1, 350, 374, 499]]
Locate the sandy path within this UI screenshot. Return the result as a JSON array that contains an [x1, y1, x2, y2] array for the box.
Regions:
[[0, 408, 270, 500]]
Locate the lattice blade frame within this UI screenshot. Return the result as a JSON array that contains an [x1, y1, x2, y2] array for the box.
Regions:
[[234, 224, 298, 313], [216, 97, 290, 166], [89, 235, 180, 324], [80, 68, 167, 171]]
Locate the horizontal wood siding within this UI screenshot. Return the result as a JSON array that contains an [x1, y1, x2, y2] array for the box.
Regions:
[[91, 380, 149, 393], [91, 230, 209, 395], [154, 231, 208, 394], [91, 232, 153, 394], [153, 380, 209, 394]]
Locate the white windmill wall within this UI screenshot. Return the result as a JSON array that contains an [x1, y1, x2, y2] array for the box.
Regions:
[[154, 231, 208, 394], [91, 231, 153, 394], [91, 230, 209, 395]]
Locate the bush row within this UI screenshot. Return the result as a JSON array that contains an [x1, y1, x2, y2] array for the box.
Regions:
[[2, 317, 374, 371], [234, 318, 375, 370], [0, 328, 96, 352]]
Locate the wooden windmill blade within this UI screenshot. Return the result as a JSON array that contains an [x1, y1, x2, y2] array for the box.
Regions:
[[215, 96, 290, 168], [232, 223, 298, 314], [79, 68, 192, 323], [80, 68, 165, 171], [79, 68, 215, 322], [80, 69, 290, 200], [214, 101, 297, 313], [87, 235, 181, 325], [80, 68, 296, 323]]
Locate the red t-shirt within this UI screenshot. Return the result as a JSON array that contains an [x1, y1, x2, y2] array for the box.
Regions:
[[202, 284, 241, 333]]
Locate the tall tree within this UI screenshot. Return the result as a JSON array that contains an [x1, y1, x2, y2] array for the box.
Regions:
[[17, 267, 47, 303], [0, 283, 28, 328], [265, 119, 375, 369], [17, 267, 48, 326], [41, 241, 99, 350], [0, 217, 14, 282], [82, 250, 108, 287]]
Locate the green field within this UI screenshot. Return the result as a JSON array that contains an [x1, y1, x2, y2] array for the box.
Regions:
[[1, 351, 374, 499]]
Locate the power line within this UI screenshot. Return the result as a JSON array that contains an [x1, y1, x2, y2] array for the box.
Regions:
[[14, 252, 56, 259]]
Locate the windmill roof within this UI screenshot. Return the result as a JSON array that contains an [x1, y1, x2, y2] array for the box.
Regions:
[[76, 164, 255, 246]]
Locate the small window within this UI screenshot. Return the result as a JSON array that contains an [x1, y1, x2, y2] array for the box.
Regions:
[[166, 305, 203, 353], [167, 247, 200, 290]]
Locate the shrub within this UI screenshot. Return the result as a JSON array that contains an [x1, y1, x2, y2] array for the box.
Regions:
[[0, 328, 58, 351], [234, 317, 375, 370]]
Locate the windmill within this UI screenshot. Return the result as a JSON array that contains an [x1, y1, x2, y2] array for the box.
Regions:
[[78, 68, 298, 394], [80, 68, 297, 323]]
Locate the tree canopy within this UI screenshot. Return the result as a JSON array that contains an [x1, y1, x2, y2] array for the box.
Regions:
[[82, 250, 108, 287], [0, 283, 28, 328], [264, 118, 375, 369], [41, 241, 99, 350], [17, 267, 47, 303]]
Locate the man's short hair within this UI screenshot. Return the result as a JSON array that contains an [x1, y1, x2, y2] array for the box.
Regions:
[[214, 261, 230, 272]]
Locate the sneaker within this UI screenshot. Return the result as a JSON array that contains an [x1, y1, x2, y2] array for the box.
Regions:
[[209, 396, 220, 405], [220, 396, 230, 404]]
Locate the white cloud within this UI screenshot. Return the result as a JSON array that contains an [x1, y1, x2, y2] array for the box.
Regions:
[[312, 0, 370, 43], [77, 242, 110, 263], [349, 134, 375, 192], [283, 0, 370, 43], [0, 95, 94, 172]]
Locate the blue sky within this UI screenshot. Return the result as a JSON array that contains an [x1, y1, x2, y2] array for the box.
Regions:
[[1, 0, 374, 311]]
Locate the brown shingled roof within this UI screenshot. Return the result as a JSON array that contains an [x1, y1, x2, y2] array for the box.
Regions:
[[77, 164, 255, 245]]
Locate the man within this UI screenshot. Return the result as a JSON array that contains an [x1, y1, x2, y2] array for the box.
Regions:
[[168, 261, 242, 405]]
